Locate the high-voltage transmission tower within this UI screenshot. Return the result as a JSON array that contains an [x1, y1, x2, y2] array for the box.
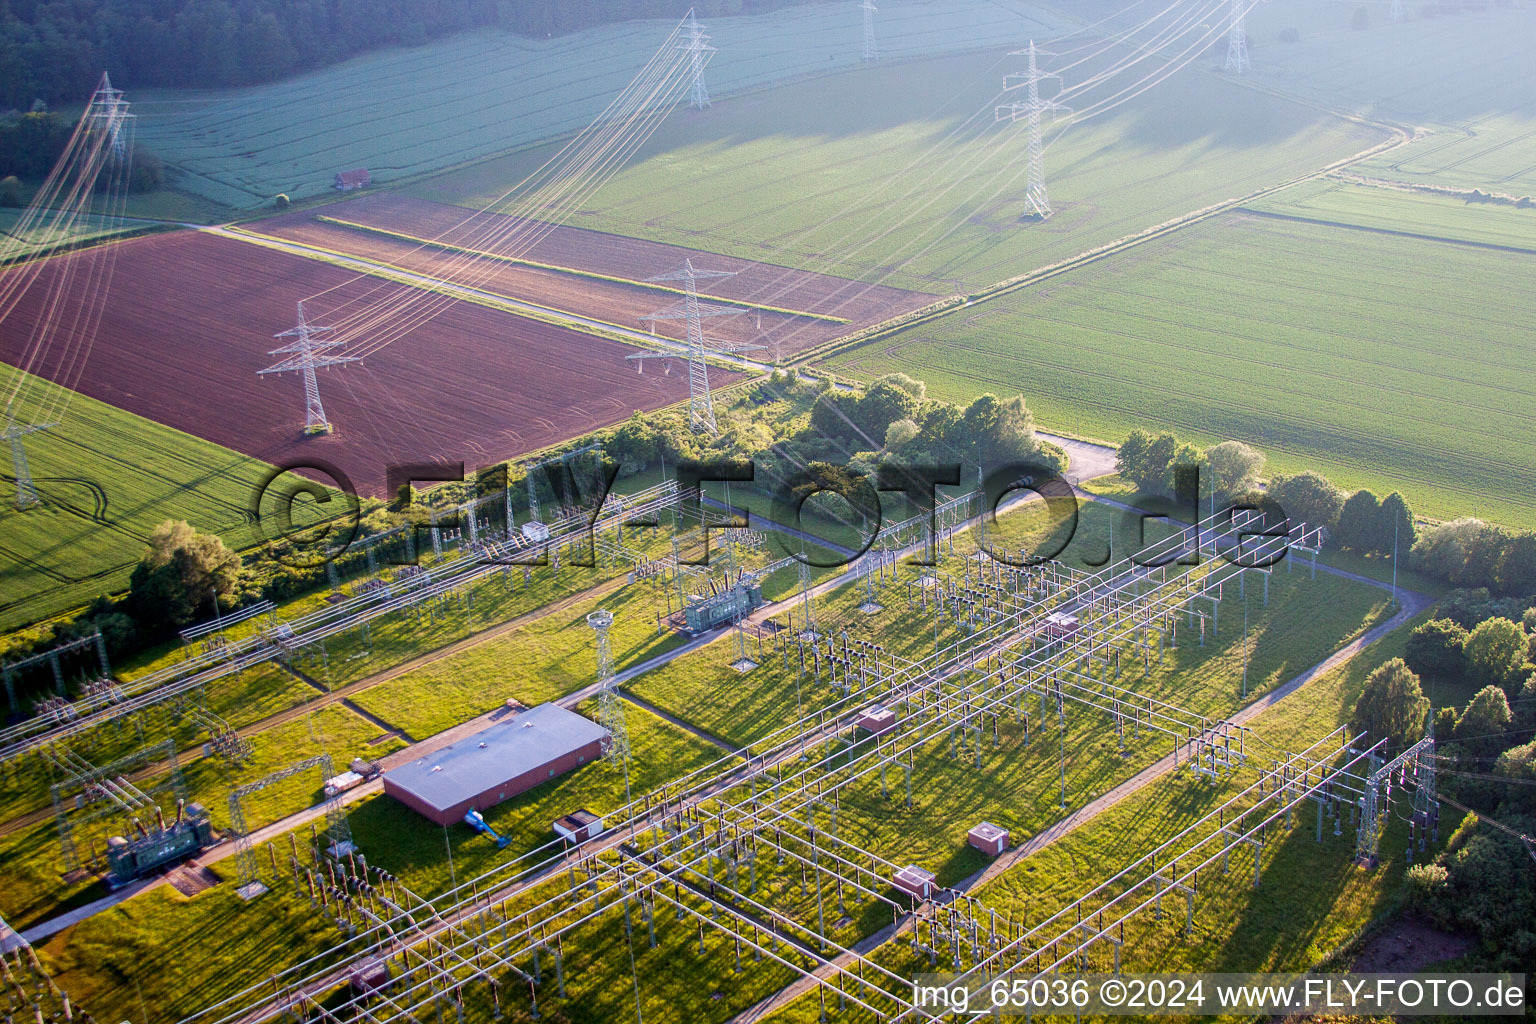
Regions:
[[2, 421, 52, 510], [1390, 0, 1406, 22], [997, 40, 1070, 220], [680, 10, 716, 109], [88, 72, 133, 159], [588, 609, 632, 804], [257, 301, 360, 435], [1225, 0, 1251, 74], [629, 260, 759, 433], [860, 0, 879, 61], [4, 74, 134, 510]]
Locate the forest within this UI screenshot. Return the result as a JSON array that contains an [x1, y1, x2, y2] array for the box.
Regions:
[[0, 0, 828, 109]]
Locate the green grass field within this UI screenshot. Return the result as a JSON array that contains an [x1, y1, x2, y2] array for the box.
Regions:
[[1357, 114, 1536, 197], [131, 2, 1073, 210], [412, 48, 1383, 296], [1246, 177, 1536, 249], [0, 372, 285, 631], [1237, 0, 1534, 128], [828, 212, 1536, 528]]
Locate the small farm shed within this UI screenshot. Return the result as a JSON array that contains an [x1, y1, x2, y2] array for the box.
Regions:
[[334, 168, 372, 190]]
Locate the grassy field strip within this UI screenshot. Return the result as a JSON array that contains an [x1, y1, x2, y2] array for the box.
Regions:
[[795, 111, 1408, 367], [214, 224, 763, 366], [137, 3, 1074, 208], [304, 217, 849, 323], [1242, 177, 1536, 251], [828, 212, 1536, 528]]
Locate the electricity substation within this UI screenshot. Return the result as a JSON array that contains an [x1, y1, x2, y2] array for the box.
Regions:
[[0, 469, 1441, 1023], [3, 0, 1509, 1019]]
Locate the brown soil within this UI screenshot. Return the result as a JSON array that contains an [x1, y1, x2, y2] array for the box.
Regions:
[[0, 230, 723, 498]]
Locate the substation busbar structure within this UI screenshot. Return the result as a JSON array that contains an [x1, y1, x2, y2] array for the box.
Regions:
[[178, 505, 1434, 1024], [0, 475, 686, 767]]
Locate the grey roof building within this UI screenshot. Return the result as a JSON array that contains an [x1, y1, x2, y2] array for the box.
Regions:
[[383, 704, 609, 826]]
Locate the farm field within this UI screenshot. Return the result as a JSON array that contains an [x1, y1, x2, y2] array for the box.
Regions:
[[132, 2, 1073, 210], [412, 46, 1387, 294], [1245, 177, 1536, 249], [0, 370, 282, 631], [1355, 114, 1536, 196], [0, 229, 727, 500], [248, 194, 934, 358], [0, 210, 157, 260], [1239, 0, 1536, 132], [827, 211, 1536, 528]]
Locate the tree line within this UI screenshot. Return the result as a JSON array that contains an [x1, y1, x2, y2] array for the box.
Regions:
[[0, 0, 829, 109], [0, 371, 1057, 692], [1116, 427, 1535, 594]]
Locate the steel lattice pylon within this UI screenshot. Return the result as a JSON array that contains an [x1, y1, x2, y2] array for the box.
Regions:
[[996, 41, 1071, 219], [2, 421, 53, 510], [257, 301, 361, 435], [229, 752, 350, 899], [860, 0, 879, 61], [1225, 0, 1251, 74], [628, 261, 761, 433], [1354, 732, 1437, 867], [679, 10, 716, 110], [87, 72, 133, 160]]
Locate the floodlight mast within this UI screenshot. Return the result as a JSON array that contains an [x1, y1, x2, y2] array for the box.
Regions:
[[860, 0, 879, 61], [257, 301, 361, 435], [1225, 0, 1251, 74], [996, 40, 1070, 219], [628, 260, 762, 433], [588, 608, 632, 804], [680, 10, 716, 109]]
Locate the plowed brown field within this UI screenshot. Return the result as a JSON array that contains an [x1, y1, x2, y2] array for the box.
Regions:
[[0, 231, 725, 498], [254, 194, 935, 358]]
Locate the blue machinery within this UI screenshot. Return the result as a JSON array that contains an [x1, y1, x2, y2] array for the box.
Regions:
[[463, 809, 510, 849]]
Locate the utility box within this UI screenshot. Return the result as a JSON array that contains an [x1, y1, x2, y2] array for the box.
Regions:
[[553, 808, 605, 843], [1041, 612, 1081, 640], [967, 821, 1010, 857], [892, 864, 936, 902], [348, 958, 391, 993], [855, 705, 897, 737]]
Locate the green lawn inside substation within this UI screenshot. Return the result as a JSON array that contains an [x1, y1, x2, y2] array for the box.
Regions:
[[827, 212, 1536, 528], [18, 489, 1409, 1024]]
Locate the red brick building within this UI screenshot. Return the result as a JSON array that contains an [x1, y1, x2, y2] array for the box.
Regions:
[[383, 705, 608, 826]]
